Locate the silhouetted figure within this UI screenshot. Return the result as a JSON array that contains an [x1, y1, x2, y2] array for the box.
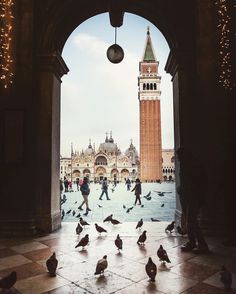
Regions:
[[125, 178, 131, 191], [131, 178, 142, 205], [177, 147, 209, 254], [99, 177, 110, 200], [78, 177, 91, 212]]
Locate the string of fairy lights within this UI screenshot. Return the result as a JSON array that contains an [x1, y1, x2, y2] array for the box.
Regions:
[[0, 0, 14, 89], [215, 0, 235, 91]]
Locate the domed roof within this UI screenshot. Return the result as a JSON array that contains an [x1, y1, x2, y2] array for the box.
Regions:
[[99, 133, 118, 154], [84, 139, 94, 155]]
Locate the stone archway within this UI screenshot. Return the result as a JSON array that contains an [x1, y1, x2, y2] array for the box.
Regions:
[[31, 1, 196, 233]]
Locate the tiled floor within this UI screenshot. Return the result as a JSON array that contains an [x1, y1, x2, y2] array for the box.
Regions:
[[0, 222, 236, 293]]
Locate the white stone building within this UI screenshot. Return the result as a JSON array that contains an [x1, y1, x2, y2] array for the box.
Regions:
[[162, 149, 175, 181]]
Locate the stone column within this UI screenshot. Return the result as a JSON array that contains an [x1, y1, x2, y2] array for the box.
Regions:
[[165, 50, 196, 226], [35, 52, 69, 233]]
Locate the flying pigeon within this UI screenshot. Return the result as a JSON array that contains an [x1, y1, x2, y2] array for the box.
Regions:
[[72, 210, 76, 216], [46, 252, 58, 277], [74, 201, 77, 204], [151, 218, 160, 222], [126, 208, 131, 213], [83, 210, 89, 216], [111, 218, 121, 225], [95, 223, 107, 234], [141, 204, 144, 208], [66, 209, 71, 214], [144, 196, 152, 201], [103, 214, 113, 223], [114, 234, 123, 251], [76, 213, 81, 218], [136, 218, 143, 229], [165, 221, 175, 233], [79, 217, 90, 226], [144, 191, 151, 198], [161, 203, 164, 207], [123, 204, 126, 209], [94, 255, 108, 275], [157, 245, 171, 263], [145, 257, 157, 282], [0, 271, 17, 290], [220, 265, 232, 291], [97, 204, 102, 208], [76, 223, 83, 235], [129, 206, 134, 210], [137, 230, 147, 245], [75, 234, 89, 249]]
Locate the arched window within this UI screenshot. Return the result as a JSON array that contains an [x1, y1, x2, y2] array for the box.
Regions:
[[147, 83, 149, 90], [154, 83, 157, 90], [143, 83, 146, 90], [150, 83, 153, 90]]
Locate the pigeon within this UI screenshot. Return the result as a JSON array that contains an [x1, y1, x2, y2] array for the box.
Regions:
[[136, 218, 143, 229], [97, 204, 102, 208], [115, 234, 123, 251], [151, 218, 160, 222], [103, 214, 113, 223], [72, 210, 76, 216], [76, 213, 81, 218], [176, 225, 185, 236], [111, 218, 121, 225], [94, 255, 108, 275], [129, 206, 134, 210], [161, 203, 164, 207], [141, 204, 144, 208], [111, 188, 115, 193], [145, 257, 157, 282], [80, 217, 90, 226], [157, 245, 171, 263], [144, 196, 152, 201], [66, 209, 71, 214], [144, 191, 151, 198], [74, 201, 77, 204], [220, 265, 232, 291], [165, 221, 175, 233], [95, 223, 107, 234], [0, 271, 17, 290], [83, 210, 89, 216], [137, 230, 147, 245], [75, 234, 89, 249], [126, 208, 131, 213], [46, 252, 58, 277], [123, 204, 126, 209], [76, 223, 83, 234]]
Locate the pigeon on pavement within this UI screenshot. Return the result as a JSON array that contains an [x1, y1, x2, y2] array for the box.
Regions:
[[75, 234, 89, 249], [94, 255, 108, 275], [157, 245, 171, 263], [165, 221, 175, 233], [80, 217, 90, 226], [111, 218, 121, 225], [115, 234, 123, 251], [76, 223, 83, 235], [95, 223, 107, 234], [145, 257, 157, 282], [136, 218, 143, 229], [103, 214, 113, 223], [46, 252, 58, 277], [137, 230, 147, 245]]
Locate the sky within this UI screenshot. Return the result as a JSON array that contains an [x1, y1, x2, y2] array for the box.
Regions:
[[61, 13, 174, 157]]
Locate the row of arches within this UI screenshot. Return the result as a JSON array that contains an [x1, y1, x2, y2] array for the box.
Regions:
[[143, 83, 157, 90]]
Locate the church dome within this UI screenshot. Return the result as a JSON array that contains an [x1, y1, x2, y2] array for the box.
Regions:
[[84, 139, 94, 155], [99, 133, 117, 154]]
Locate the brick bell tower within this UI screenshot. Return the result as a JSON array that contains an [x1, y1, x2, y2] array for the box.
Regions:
[[138, 27, 162, 182]]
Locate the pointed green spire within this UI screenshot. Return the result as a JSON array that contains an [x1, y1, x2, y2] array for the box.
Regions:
[[142, 26, 156, 62]]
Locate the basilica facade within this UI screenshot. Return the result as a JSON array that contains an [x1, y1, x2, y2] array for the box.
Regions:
[[61, 133, 139, 182]]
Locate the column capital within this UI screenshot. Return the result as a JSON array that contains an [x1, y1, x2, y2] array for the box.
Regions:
[[37, 52, 69, 80], [165, 50, 194, 78]]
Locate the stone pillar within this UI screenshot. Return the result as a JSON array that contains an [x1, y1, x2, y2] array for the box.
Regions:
[[165, 50, 196, 226], [35, 52, 69, 233]]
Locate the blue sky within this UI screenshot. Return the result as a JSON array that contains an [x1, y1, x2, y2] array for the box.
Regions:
[[61, 13, 174, 157]]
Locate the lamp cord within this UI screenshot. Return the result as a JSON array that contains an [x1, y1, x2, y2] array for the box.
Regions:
[[115, 27, 117, 44]]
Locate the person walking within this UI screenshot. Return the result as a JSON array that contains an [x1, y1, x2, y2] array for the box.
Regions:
[[131, 178, 142, 205], [99, 177, 110, 200], [126, 178, 131, 191], [78, 177, 91, 212], [176, 147, 209, 254]]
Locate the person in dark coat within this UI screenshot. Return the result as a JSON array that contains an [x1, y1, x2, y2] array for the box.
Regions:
[[131, 178, 142, 205], [177, 147, 209, 254], [99, 177, 110, 200], [78, 177, 91, 211]]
